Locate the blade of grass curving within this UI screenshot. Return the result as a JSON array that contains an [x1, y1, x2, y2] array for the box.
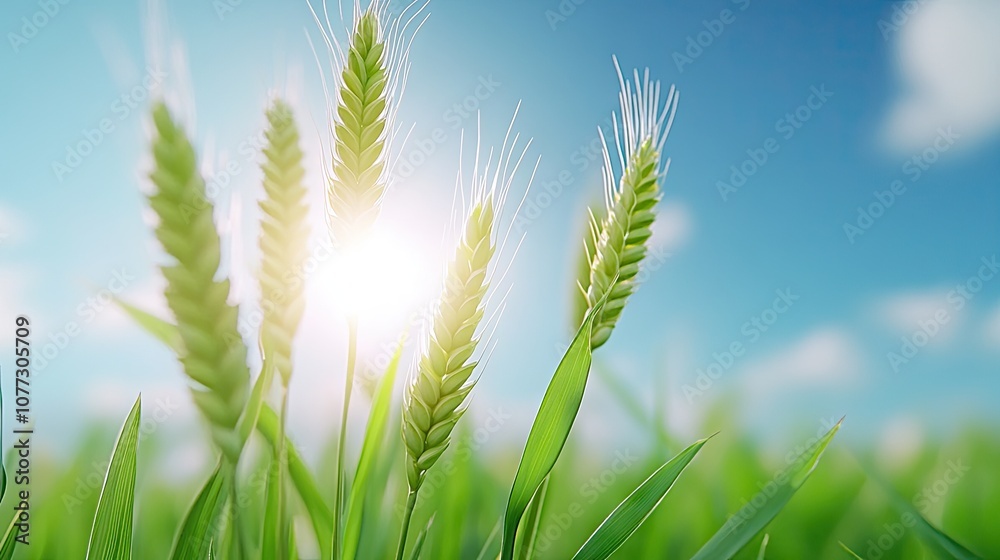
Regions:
[[0, 515, 16, 560], [170, 460, 233, 560], [517, 477, 550, 560], [500, 297, 605, 560], [757, 534, 770, 560], [572, 436, 710, 560], [690, 419, 843, 560], [839, 541, 863, 559], [407, 514, 435, 560], [257, 403, 333, 559], [86, 395, 141, 560], [870, 472, 982, 559], [344, 343, 403, 560], [115, 297, 183, 354]]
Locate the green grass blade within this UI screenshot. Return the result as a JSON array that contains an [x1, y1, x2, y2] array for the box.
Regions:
[[262, 455, 282, 558], [170, 460, 233, 560], [114, 297, 184, 354], [572, 436, 710, 560], [344, 343, 403, 560], [757, 534, 770, 560], [257, 403, 333, 559], [86, 395, 142, 560], [876, 477, 982, 559], [517, 477, 550, 560], [407, 514, 435, 560], [501, 300, 603, 560], [690, 419, 843, 560], [839, 541, 863, 559], [0, 506, 19, 560]]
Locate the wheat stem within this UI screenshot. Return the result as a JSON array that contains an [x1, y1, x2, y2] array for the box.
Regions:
[[333, 315, 359, 559]]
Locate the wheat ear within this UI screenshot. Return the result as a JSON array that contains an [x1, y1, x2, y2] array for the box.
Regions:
[[396, 122, 532, 560], [257, 98, 309, 560], [310, 0, 425, 248], [147, 102, 250, 463], [258, 99, 310, 385], [584, 59, 678, 350]]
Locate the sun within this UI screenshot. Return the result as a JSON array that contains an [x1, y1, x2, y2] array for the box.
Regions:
[[311, 226, 433, 328]]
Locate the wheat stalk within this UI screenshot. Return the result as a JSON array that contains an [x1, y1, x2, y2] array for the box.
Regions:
[[257, 98, 309, 560], [147, 101, 250, 463], [307, 4, 427, 557], [396, 122, 532, 560], [583, 59, 678, 350]]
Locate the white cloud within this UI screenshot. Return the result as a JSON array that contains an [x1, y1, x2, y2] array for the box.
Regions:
[[741, 327, 865, 396], [882, 0, 1000, 152], [648, 202, 692, 252], [0, 203, 28, 245], [873, 289, 960, 346], [877, 415, 926, 471]]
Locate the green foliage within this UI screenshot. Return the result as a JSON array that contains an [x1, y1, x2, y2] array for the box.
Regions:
[[572, 436, 710, 559], [501, 301, 603, 560], [86, 396, 142, 560]]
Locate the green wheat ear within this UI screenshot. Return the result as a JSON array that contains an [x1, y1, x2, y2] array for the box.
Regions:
[[327, 9, 390, 248], [148, 101, 250, 462], [584, 59, 678, 350], [402, 196, 496, 490], [259, 98, 309, 385]]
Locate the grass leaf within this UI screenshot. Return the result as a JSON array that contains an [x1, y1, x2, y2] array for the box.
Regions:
[[114, 297, 184, 354], [344, 343, 403, 560], [257, 404, 333, 559], [0, 514, 18, 560], [572, 436, 710, 560], [86, 395, 142, 560], [501, 300, 603, 559], [690, 419, 842, 560], [407, 514, 435, 560], [170, 460, 233, 560], [873, 473, 982, 559], [839, 541, 864, 559]]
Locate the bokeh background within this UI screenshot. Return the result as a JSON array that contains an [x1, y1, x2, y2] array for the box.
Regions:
[[1, 0, 999, 558]]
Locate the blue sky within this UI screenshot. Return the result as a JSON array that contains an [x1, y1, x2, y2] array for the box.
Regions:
[[1, 0, 999, 463]]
